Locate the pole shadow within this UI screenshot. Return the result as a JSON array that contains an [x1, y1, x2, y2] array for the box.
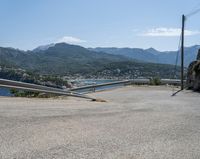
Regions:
[[171, 89, 183, 97]]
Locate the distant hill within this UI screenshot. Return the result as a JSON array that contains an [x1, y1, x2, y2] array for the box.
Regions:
[[31, 43, 130, 74], [0, 43, 129, 75], [90, 45, 200, 66], [93, 61, 180, 79], [89, 47, 158, 63], [0, 43, 181, 78]]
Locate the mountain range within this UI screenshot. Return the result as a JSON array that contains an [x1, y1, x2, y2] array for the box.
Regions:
[[89, 45, 200, 66], [0, 42, 186, 78], [0, 43, 129, 75]]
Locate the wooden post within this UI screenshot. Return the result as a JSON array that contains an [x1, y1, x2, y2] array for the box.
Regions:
[[181, 14, 185, 90]]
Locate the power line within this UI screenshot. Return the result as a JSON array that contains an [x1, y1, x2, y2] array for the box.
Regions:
[[173, 34, 182, 79], [171, 32, 182, 94], [186, 8, 200, 18], [186, 3, 200, 18]]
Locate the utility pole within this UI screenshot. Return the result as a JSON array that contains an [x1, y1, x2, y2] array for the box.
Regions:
[[181, 14, 185, 90]]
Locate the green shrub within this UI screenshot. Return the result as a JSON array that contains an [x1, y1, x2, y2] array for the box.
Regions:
[[150, 77, 161, 85], [10, 89, 40, 97]]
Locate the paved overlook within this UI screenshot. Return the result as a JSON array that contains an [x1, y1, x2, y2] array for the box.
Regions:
[[0, 86, 200, 159]]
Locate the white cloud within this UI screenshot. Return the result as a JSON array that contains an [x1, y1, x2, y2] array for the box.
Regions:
[[140, 27, 200, 37], [57, 36, 86, 44]]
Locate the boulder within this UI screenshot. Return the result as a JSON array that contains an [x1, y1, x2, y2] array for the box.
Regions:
[[197, 49, 200, 60], [187, 49, 200, 91]]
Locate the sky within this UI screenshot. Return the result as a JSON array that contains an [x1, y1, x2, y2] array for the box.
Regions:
[[0, 0, 200, 51]]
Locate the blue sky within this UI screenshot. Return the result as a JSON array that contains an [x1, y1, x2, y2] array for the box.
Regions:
[[0, 0, 200, 51]]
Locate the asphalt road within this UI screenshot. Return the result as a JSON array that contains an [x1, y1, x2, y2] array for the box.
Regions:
[[0, 86, 200, 159]]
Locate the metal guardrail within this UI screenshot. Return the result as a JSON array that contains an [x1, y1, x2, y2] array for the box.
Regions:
[[0, 78, 96, 100], [70, 79, 184, 93], [0, 78, 69, 93], [160, 79, 182, 85], [0, 78, 185, 99], [70, 80, 131, 91], [0, 84, 95, 99]]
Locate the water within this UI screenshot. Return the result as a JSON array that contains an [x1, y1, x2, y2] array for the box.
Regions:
[[73, 79, 117, 85], [72, 79, 123, 93], [0, 88, 12, 96]]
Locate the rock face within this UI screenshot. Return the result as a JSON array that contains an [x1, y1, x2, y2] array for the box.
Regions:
[[187, 50, 200, 91], [197, 50, 200, 60]]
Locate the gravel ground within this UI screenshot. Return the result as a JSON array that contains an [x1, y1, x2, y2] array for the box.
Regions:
[[0, 86, 200, 159]]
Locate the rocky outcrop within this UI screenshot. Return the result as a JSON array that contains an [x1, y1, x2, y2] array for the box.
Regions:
[[197, 49, 200, 60], [187, 50, 200, 91]]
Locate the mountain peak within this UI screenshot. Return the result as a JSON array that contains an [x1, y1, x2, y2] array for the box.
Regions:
[[145, 47, 160, 55], [146, 47, 157, 51], [33, 43, 55, 52]]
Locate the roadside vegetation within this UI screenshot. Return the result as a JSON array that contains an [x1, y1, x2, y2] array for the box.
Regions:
[[150, 77, 162, 85]]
